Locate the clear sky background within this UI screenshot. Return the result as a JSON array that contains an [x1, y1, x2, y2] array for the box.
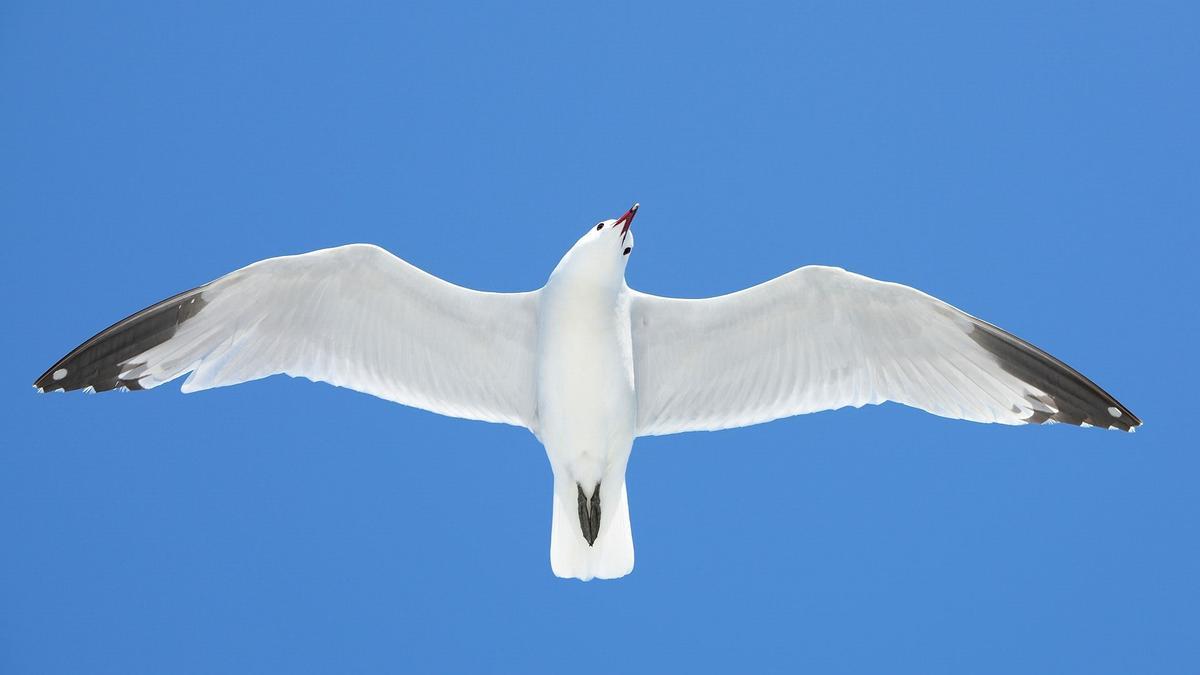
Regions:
[[1, 1, 1196, 673]]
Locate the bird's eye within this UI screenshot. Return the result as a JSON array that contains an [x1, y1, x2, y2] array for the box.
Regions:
[[595, 223, 604, 231], [623, 247, 631, 255]]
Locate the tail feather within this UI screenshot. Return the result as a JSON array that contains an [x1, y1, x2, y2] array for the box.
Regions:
[[550, 481, 634, 581]]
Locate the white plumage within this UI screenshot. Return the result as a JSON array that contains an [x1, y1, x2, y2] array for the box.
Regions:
[[35, 204, 1140, 580], [125, 244, 539, 426], [632, 266, 1079, 434]]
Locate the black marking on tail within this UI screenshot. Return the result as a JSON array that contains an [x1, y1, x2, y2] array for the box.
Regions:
[[576, 482, 601, 546], [34, 285, 210, 393]]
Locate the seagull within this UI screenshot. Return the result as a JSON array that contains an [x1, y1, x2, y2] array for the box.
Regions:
[[35, 203, 1140, 580]]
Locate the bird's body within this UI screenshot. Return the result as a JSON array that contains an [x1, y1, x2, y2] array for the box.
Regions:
[[35, 204, 1140, 580], [537, 241, 638, 579]]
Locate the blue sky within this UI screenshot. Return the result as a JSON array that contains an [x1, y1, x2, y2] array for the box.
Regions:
[[1, 1, 1196, 672]]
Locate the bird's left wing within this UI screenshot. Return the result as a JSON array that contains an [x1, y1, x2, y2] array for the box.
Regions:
[[36, 244, 540, 429], [629, 266, 1139, 436]]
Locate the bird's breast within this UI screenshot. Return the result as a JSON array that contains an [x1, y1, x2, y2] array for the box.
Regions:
[[534, 285, 636, 477]]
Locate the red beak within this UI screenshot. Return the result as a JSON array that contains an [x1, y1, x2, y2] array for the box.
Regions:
[[615, 202, 639, 238]]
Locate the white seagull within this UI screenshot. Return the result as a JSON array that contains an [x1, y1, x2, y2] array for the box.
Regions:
[[36, 203, 1140, 580]]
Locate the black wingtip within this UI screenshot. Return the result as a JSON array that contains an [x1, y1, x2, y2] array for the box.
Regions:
[[967, 320, 1141, 433], [33, 285, 209, 394]]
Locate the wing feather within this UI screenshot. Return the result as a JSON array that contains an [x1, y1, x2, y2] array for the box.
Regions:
[[630, 266, 1139, 435], [35, 244, 540, 429]]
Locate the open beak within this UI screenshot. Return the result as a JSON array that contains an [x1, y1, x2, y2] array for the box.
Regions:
[[615, 202, 639, 238]]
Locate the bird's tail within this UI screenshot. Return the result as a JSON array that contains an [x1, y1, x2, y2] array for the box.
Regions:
[[550, 479, 634, 581]]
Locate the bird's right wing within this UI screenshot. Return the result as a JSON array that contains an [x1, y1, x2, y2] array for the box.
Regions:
[[630, 266, 1139, 436], [35, 244, 541, 429]]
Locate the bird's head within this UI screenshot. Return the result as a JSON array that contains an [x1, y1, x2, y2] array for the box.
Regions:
[[551, 203, 638, 286]]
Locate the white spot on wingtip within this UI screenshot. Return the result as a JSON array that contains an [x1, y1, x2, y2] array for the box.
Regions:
[[52, 368, 68, 381], [1107, 406, 1121, 418]]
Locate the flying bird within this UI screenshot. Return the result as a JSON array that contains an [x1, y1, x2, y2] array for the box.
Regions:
[[35, 204, 1140, 580]]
